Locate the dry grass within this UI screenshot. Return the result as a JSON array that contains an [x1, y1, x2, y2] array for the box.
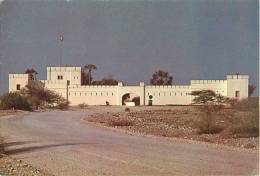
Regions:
[[86, 104, 259, 149], [107, 118, 134, 127], [87, 113, 134, 127]]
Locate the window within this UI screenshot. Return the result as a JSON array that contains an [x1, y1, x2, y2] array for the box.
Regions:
[[57, 75, 63, 80], [235, 91, 240, 99], [16, 84, 21, 90]]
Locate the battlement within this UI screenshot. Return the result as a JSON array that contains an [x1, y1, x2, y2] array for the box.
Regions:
[[69, 85, 118, 89], [146, 85, 190, 89], [191, 80, 226, 84], [226, 75, 249, 79], [9, 74, 29, 78], [47, 66, 81, 72], [41, 80, 68, 84]]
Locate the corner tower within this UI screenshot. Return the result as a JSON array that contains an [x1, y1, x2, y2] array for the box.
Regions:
[[227, 74, 249, 99]]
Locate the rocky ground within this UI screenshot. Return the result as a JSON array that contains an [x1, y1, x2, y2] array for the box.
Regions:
[[0, 110, 51, 176], [87, 106, 259, 150], [0, 155, 52, 176], [0, 108, 258, 176]]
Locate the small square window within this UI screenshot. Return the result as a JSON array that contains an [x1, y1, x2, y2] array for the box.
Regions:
[[235, 91, 240, 98], [16, 84, 21, 90]]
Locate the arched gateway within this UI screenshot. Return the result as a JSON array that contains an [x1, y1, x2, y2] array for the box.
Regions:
[[121, 93, 140, 106]]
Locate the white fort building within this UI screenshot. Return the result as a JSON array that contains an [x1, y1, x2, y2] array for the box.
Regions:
[[9, 66, 249, 106]]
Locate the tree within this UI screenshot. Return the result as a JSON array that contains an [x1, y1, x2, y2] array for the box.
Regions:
[[25, 68, 38, 81], [191, 90, 230, 134], [248, 84, 256, 97], [191, 90, 229, 105], [0, 92, 32, 111], [150, 70, 173, 85], [20, 80, 67, 109], [92, 74, 119, 85], [82, 64, 97, 85]]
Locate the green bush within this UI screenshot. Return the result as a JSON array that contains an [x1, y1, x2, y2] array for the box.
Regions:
[[0, 92, 32, 111]]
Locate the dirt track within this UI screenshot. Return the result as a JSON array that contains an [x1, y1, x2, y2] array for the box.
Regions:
[[0, 107, 258, 176]]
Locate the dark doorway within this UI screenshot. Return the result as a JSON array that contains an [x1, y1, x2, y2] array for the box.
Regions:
[[132, 97, 140, 106], [122, 93, 130, 105]]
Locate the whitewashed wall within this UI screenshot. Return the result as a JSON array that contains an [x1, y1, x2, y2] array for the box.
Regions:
[[9, 74, 29, 92], [145, 85, 191, 105], [47, 67, 81, 85], [68, 85, 118, 105], [227, 75, 249, 99], [9, 69, 249, 106]]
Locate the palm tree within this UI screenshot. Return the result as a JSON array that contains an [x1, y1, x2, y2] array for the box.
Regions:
[[25, 68, 38, 81], [83, 64, 97, 84]]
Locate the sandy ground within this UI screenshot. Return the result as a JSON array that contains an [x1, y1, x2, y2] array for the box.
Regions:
[[0, 106, 258, 176]]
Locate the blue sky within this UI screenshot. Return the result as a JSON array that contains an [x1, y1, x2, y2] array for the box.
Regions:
[[0, 0, 258, 95]]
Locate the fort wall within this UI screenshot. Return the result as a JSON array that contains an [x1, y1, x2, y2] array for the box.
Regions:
[[8, 67, 249, 106]]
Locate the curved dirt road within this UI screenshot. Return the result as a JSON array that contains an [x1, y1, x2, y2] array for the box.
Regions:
[[0, 108, 258, 176]]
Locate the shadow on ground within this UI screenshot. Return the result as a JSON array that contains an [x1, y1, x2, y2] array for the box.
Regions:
[[1, 141, 92, 155]]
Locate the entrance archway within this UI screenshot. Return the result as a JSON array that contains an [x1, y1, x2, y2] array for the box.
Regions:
[[122, 93, 140, 106]]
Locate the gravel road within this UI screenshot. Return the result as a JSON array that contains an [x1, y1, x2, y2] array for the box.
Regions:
[[0, 107, 258, 176]]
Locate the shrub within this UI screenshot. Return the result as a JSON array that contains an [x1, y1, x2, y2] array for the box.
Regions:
[[0, 92, 32, 111], [56, 101, 70, 110], [230, 108, 259, 137], [0, 137, 4, 156], [194, 105, 223, 134], [195, 114, 223, 134], [107, 118, 133, 127], [232, 97, 259, 111], [78, 103, 88, 109], [22, 81, 67, 108]]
